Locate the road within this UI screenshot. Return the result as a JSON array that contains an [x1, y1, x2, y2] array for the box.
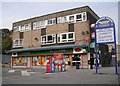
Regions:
[[2, 66, 119, 84]]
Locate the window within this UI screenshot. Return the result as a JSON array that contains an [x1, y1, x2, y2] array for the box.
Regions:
[[41, 34, 56, 45], [68, 23, 74, 32], [33, 21, 40, 30], [57, 32, 75, 43], [20, 25, 25, 32], [13, 26, 19, 32], [68, 33, 73, 38], [82, 12, 87, 21], [20, 32, 24, 39], [62, 34, 67, 39], [57, 16, 67, 23], [69, 16, 74, 21], [76, 13, 82, 21], [67, 15, 75, 23], [47, 18, 56, 25], [24, 23, 31, 31], [40, 20, 46, 28], [13, 39, 23, 48], [41, 28, 46, 36]]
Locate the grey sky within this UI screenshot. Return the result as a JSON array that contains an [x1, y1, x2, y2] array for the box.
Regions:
[[1, 1, 119, 44]]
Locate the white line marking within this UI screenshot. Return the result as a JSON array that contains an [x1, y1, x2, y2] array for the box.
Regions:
[[8, 70, 15, 73], [21, 71, 30, 76], [29, 72, 36, 74]]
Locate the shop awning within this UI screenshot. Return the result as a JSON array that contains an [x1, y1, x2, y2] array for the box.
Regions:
[[7, 44, 89, 53]]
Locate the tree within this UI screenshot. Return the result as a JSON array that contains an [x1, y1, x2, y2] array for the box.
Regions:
[[1, 28, 12, 54]]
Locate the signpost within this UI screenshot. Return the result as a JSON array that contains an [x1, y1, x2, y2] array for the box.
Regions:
[[94, 17, 118, 74]]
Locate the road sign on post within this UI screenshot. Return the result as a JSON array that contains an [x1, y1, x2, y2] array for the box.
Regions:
[[94, 17, 118, 74]]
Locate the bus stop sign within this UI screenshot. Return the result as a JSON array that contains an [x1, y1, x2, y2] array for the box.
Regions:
[[94, 17, 118, 74]]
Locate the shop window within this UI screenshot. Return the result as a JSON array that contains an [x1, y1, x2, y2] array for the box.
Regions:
[[32, 56, 41, 66], [12, 57, 27, 66]]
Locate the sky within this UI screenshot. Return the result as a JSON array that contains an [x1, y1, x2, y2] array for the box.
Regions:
[[1, 0, 120, 44]]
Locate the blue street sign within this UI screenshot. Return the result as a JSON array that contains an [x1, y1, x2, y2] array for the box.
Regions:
[[94, 17, 118, 74]]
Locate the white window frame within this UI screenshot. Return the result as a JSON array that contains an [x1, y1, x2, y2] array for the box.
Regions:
[[47, 18, 56, 25], [82, 12, 87, 21], [13, 39, 23, 48], [57, 32, 75, 43], [75, 13, 83, 22], [20, 25, 25, 32], [57, 16, 67, 23], [24, 23, 31, 31], [41, 34, 56, 45], [33, 21, 40, 30], [68, 15, 75, 23], [39, 20, 46, 28], [13, 26, 19, 32]]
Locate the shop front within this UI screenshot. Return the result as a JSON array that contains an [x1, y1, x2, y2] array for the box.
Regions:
[[10, 44, 89, 69]]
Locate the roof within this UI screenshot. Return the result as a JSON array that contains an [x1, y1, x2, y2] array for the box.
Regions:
[[13, 6, 99, 26], [7, 44, 89, 53]]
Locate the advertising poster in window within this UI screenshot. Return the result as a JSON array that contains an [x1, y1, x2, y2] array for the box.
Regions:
[[12, 57, 27, 66]]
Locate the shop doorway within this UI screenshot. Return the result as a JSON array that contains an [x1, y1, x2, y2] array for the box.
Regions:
[[81, 54, 88, 68]]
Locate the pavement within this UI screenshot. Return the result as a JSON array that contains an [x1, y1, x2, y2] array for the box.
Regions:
[[2, 66, 119, 84]]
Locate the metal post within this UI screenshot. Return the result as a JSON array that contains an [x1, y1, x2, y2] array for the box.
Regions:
[[113, 24, 118, 74], [95, 44, 98, 74]]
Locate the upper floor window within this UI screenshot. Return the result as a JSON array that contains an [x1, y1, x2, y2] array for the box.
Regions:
[[57, 16, 67, 23], [24, 23, 31, 31], [76, 13, 82, 21], [33, 21, 40, 30], [13, 26, 20, 32], [47, 18, 56, 25], [68, 15, 74, 23], [13, 39, 23, 48], [57, 32, 75, 43], [41, 34, 56, 45], [82, 12, 87, 21], [40, 20, 46, 28]]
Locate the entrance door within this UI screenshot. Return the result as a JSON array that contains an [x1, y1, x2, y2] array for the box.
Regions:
[[27, 57, 31, 68], [81, 54, 88, 68]]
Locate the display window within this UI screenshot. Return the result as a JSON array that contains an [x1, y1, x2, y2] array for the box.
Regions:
[[32, 56, 41, 66], [41, 56, 46, 66], [12, 57, 27, 66]]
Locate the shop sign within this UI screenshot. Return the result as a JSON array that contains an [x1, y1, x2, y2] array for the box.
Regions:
[[12, 52, 17, 57], [73, 48, 86, 54]]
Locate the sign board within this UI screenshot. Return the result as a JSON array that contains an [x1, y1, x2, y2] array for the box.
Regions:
[[95, 17, 115, 44], [96, 28, 114, 43], [94, 17, 118, 74]]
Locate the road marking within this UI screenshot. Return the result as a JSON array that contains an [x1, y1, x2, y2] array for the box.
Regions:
[[21, 71, 30, 76], [8, 70, 15, 73], [29, 72, 36, 74]]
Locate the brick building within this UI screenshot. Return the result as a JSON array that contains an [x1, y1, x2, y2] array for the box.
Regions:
[[9, 6, 99, 68]]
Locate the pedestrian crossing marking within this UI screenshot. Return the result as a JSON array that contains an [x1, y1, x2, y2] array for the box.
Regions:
[[21, 70, 30, 76], [8, 70, 15, 73]]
